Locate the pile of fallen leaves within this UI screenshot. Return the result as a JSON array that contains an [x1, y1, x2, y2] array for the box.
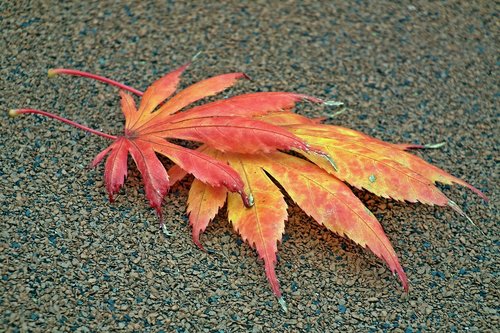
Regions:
[[10, 60, 486, 311]]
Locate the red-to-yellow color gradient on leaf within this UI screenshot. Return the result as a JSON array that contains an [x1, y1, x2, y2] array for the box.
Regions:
[[11, 60, 486, 311], [175, 147, 409, 305], [226, 153, 288, 301], [287, 124, 487, 205]]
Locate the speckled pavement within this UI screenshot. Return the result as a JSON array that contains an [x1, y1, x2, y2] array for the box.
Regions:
[[1, 1, 497, 332]]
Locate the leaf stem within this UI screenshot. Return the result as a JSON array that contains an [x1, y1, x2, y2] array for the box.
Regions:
[[48, 68, 144, 96], [10, 108, 117, 140]]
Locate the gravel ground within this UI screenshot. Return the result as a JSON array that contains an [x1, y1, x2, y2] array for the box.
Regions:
[[1, 1, 498, 332]]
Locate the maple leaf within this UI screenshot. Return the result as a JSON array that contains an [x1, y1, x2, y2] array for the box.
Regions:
[[10, 62, 487, 312], [256, 112, 487, 210], [171, 146, 409, 311], [10, 63, 317, 228], [170, 112, 486, 310], [297, 126, 485, 202]]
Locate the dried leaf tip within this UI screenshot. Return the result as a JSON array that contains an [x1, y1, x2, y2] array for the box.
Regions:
[[241, 73, 253, 81], [398, 142, 447, 150], [322, 100, 347, 118], [8, 109, 20, 117], [241, 192, 255, 208], [278, 297, 288, 312], [423, 142, 446, 149], [322, 153, 338, 172], [161, 223, 173, 236], [191, 50, 203, 62], [448, 200, 485, 235], [324, 100, 344, 107]]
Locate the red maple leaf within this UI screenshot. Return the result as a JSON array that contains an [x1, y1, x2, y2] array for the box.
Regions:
[[12, 63, 319, 231]]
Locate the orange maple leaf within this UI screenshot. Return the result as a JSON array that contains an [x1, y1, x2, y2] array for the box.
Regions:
[[170, 146, 409, 311], [169, 113, 486, 311], [10, 61, 486, 311]]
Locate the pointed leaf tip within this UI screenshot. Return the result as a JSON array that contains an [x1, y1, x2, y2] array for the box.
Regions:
[[299, 94, 323, 104], [161, 223, 173, 236], [242, 73, 253, 81], [448, 200, 483, 234], [241, 191, 254, 208], [191, 50, 203, 62], [424, 142, 446, 149], [398, 142, 447, 150], [278, 297, 288, 312], [324, 100, 344, 107]]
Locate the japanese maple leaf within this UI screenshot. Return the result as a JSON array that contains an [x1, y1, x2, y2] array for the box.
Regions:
[[255, 112, 488, 209], [168, 109, 486, 311], [11, 62, 486, 312], [10, 63, 318, 228], [169, 146, 409, 311]]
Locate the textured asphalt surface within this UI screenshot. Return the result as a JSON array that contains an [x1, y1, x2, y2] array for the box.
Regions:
[[1, 1, 497, 332]]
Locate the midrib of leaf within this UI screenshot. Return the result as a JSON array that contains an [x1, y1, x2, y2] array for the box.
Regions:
[[109, 139, 127, 183], [300, 134, 437, 189], [130, 139, 164, 198], [266, 156, 398, 263], [191, 182, 208, 224], [142, 120, 301, 142], [308, 176, 392, 255], [236, 159, 273, 265], [191, 150, 221, 222]]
